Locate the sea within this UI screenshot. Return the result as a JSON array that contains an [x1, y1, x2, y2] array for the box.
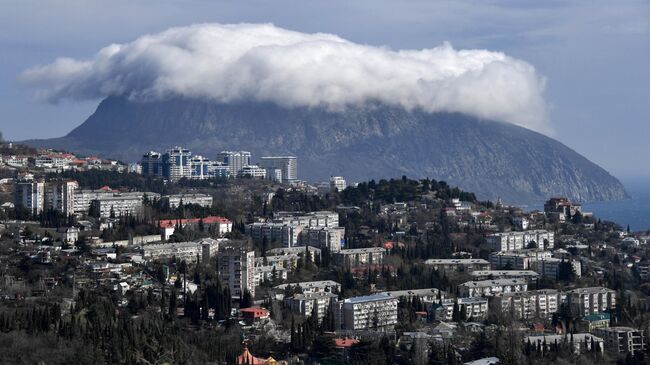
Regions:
[[522, 179, 650, 232], [582, 179, 650, 232]]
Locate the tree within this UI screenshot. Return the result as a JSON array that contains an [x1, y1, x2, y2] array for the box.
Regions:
[[239, 290, 252, 309]]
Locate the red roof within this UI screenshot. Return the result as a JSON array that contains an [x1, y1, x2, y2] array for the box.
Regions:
[[158, 216, 231, 228], [335, 338, 359, 348], [99, 186, 112, 191], [383, 241, 394, 250], [238, 307, 269, 318]]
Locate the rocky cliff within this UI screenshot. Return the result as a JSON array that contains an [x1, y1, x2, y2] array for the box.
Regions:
[[25, 97, 628, 203]]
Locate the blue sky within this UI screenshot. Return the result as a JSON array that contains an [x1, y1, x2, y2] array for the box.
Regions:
[[1, 0, 649, 179]]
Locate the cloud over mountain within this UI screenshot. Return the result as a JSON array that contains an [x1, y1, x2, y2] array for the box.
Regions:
[[21, 23, 548, 132]]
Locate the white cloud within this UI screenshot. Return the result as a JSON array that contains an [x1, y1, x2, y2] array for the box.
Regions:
[[20, 23, 549, 132]]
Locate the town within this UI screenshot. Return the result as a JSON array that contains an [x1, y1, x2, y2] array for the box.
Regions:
[[0, 140, 648, 365]]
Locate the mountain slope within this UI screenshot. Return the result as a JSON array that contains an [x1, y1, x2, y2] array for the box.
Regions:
[[25, 97, 628, 203]]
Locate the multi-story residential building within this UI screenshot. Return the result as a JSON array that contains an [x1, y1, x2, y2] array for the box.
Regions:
[[635, 262, 650, 281], [259, 156, 298, 183], [329, 176, 347, 191], [458, 278, 528, 298], [74, 189, 160, 216], [255, 254, 300, 270], [273, 211, 339, 228], [44, 180, 78, 215], [274, 280, 341, 295], [302, 226, 345, 252], [524, 334, 603, 354], [246, 222, 303, 247], [424, 259, 490, 273], [266, 246, 321, 261], [89, 194, 145, 218], [218, 245, 256, 299], [162, 146, 192, 181], [595, 327, 646, 354], [254, 265, 289, 286], [380, 288, 444, 304], [216, 151, 251, 177], [162, 193, 213, 209], [544, 197, 582, 220], [159, 216, 232, 239], [487, 230, 555, 251], [489, 250, 552, 270], [247, 211, 342, 248], [434, 297, 489, 321], [140, 151, 164, 177], [531, 258, 582, 279], [238, 165, 267, 179], [470, 270, 539, 284], [142, 238, 219, 263], [14, 179, 45, 214], [190, 155, 228, 180], [491, 289, 564, 320], [336, 293, 399, 331], [285, 292, 337, 322], [333, 247, 385, 268], [567, 287, 616, 316]]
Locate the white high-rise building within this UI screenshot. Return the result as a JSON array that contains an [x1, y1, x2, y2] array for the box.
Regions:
[[259, 156, 297, 183], [329, 176, 347, 191], [45, 180, 78, 215], [218, 245, 256, 299], [216, 151, 251, 177], [163, 146, 192, 181], [336, 293, 398, 331]]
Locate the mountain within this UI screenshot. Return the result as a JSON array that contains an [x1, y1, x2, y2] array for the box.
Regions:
[[25, 96, 627, 203]]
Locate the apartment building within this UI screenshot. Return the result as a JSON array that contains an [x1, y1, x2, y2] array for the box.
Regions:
[[218, 245, 256, 299], [285, 292, 337, 322], [329, 176, 347, 191], [333, 247, 385, 268], [246, 222, 302, 247], [487, 230, 555, 251], [458, 278, 528, 297], [255, 254, 300, 270], [336, 293, 399, 331], [142, 239, 219, 263], [470, 270, 539, 283], [424, 259, 490, 273], [489, 250, 553, 270], [161, 193, 213, 209], [595, 327, 646, 354], [216, 151, 251, 177], [273, 211, 340, 228], [379, 288, 443, 304], [14, 179, 45, 214], [254, 265, 289, 286], [44, 180, 78, 215], [491, 289, 564, 320], [274, 280, 341, 295], [302, 226, 345, 252], [567, 287, 617, 316], [266, 246, 321, 261], [258, 156, 298, 183], [434, 297, 489, 321], [531, 258, 582, 279]]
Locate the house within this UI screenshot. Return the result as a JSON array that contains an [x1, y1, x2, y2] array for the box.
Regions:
[[238, 307, 270, 325], [579, 313, 611, 332]]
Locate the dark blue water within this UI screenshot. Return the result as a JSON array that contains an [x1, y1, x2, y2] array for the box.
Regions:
[[582, 179, 650, 232]]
